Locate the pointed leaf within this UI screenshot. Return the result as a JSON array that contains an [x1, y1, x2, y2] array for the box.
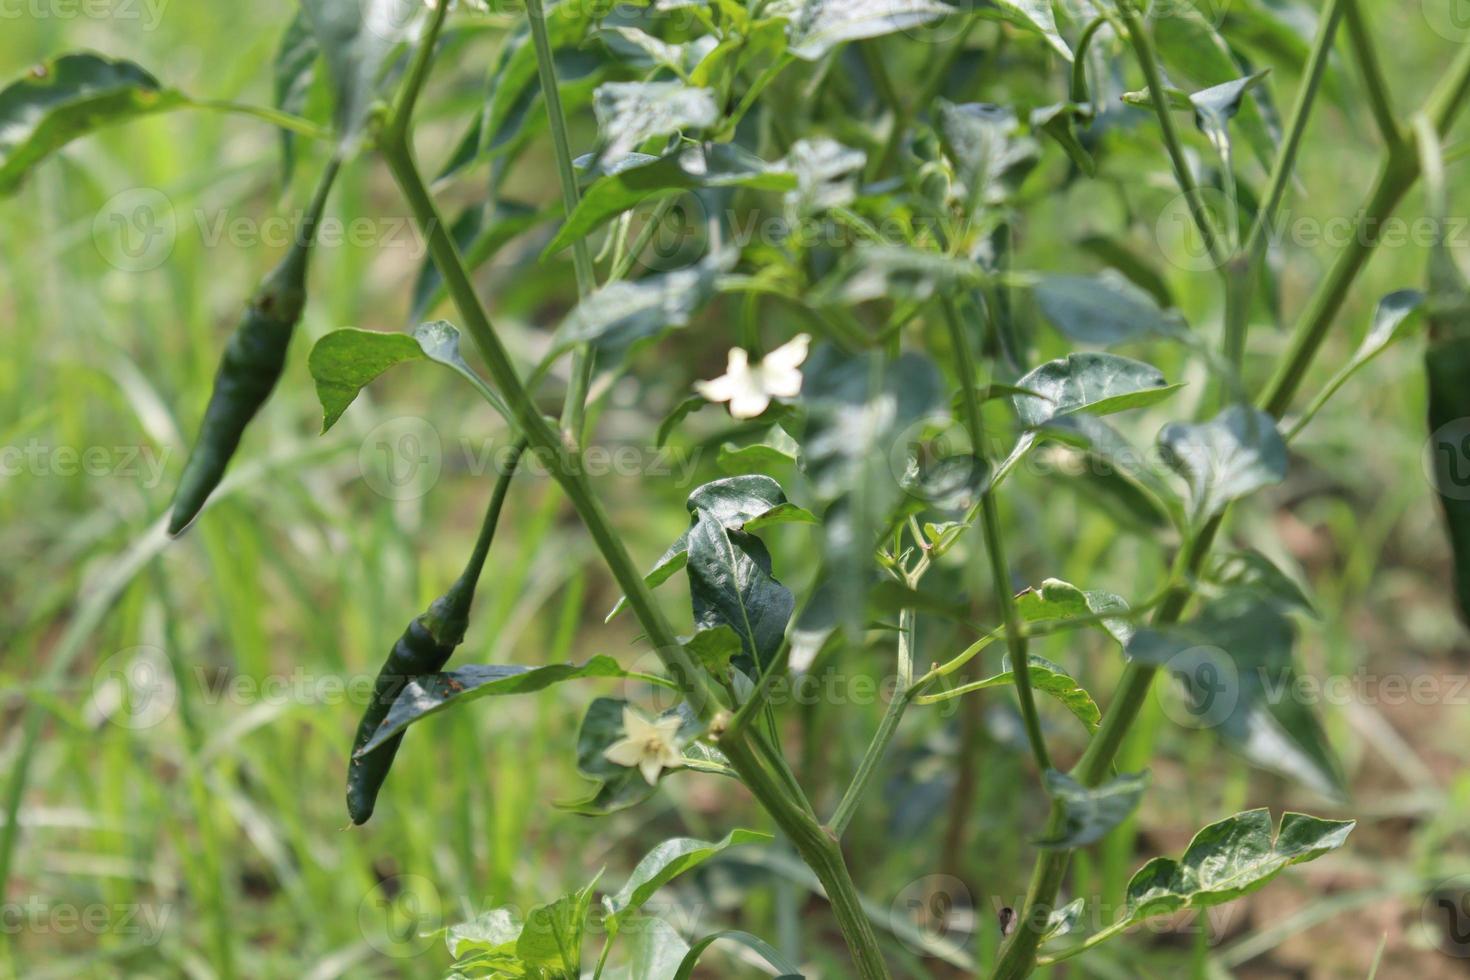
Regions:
[[1119, 809, 1354, 927], [1190, 71, 1271, 158], [0, 52, 188, 194], [301, 0, 421, 148], [1128, 594, 1344, 797], [557, 251, 731, 363], [592, 80, 719, 165], [924, 654, 1101, 732], [686, 511, 795, 671], [1034, 272, 1187, 347], [517, 875, 600, 972], [1013, 353, 1182, 427], [356, 657, 629, 755], [547, 143, 795, 255], [674, 930, 804, 980], [1158, 405, 1287, 523], [606, 829, 772, 928], [608, 476, 807, 620], [1038, 770, 1150, 848], [272, 12, 320, 182], [1015, 577, 1133, 647]]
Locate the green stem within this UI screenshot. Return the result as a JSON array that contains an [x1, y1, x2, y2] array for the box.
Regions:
[[381, 9, 888, 974], [1246, 0, 1347, 259], [1342, 0, 1402, 150], [941, 299, 1051, 774], [995, 35, 1470, 980], [829, 609, 918, 837], [1118, 6, 1228, 274], [190, 98, 334, 141], [523, 0, 599, 445]]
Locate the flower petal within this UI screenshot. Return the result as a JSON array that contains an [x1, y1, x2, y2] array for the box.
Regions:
[[603, 738, 644, 768], [638, 756, 664, 785]]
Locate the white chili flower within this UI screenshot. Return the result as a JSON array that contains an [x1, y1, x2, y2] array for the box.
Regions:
[[602, 706, 683, 785], [694, 334, 811, 419]]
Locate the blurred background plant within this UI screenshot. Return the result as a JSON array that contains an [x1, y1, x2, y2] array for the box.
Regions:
[[4, 1, 1470, 977]]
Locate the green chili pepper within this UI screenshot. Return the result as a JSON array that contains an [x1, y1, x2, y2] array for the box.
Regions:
[[347, 438, 528, 825], [1419, 118, 1470, 623], [1426, 334, 1470, 621], [167, 159, 341, 536]]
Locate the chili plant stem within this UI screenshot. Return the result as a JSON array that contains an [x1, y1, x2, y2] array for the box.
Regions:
[[1342, 0, 1402, 150], [991, 38, 1470, 977], [522, 0, 599, 445], [1118, 5, 1229, 274], [383, 10, 890, 975], [830, 609, 918, 836], [942, 298, 1051, 775]]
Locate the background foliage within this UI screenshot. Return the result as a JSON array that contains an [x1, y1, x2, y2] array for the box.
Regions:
[[4, 1, 1470, 977]]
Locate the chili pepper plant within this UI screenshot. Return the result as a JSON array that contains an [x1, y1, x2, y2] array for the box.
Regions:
[[4, 0, 1469, 976]]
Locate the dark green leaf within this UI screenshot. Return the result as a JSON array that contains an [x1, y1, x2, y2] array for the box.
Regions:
[[1119, 809, 1353, 926], [273, 13, 320, 182], [1209, 550, 1316, 617], [1158, 404, 1287, 523], [608, 476, 809, 621], [1013, 353, 1182, 428], [356, 657, 628, 755], [687, 511, 795, 671], [592, 80, 719, 165], [301, 0, 421, 147], [1128, 594, 1345, 797], [0, 52, 188, 194], [1034, 272, 1187, 347], [1038, 770, 1150, 848], [556, 251, 732, 363]]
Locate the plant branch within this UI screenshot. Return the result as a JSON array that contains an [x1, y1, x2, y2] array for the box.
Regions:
[[1342, 0, 1402, 150], [380, 8, 888, 975], [1118, 5, 1229, 273], [829, 609, 920, 837], [523, 0, 599, 445], [991, 41, 1470, 977]]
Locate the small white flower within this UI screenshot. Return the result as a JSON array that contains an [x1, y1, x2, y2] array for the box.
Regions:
[[602, 706, 683, 785], [694, 334, 810, 419]]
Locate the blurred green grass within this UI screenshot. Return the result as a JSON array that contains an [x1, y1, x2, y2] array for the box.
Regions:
[[5, 2, 1470, 978]]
